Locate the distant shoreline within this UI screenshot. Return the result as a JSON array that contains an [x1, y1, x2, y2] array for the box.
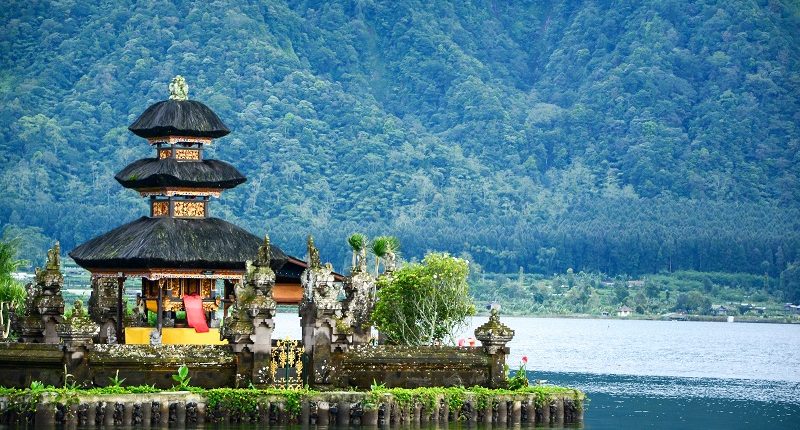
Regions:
[[470, 312, 800, 325]]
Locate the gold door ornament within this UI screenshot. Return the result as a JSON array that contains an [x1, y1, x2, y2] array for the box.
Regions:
[[269, 337, 305, 389]]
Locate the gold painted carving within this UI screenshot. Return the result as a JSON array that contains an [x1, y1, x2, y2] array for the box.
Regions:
[[175, 149, 200, 160], [168, 279, 182, 297], [159, 149, 172, 159], [201, 279, 213, 297], [173, 201, 205, 217], [152, 201, 169, 217]]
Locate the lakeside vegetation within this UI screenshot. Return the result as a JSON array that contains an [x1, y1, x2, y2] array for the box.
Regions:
[[472, 269, 800, 321]]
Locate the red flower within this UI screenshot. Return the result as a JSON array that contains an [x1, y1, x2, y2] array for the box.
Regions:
[[522, 356, 528, 364]]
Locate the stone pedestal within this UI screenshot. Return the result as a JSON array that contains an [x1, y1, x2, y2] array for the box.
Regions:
[[474, 308, 515, 388]]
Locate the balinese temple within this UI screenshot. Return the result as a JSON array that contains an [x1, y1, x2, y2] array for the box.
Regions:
[[69, 76, 310, 344]]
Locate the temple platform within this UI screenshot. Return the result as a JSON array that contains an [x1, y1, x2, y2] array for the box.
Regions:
[[124, 327, 227, 345]]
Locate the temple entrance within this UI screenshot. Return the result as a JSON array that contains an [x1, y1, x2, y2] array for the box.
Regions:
[[268, 338, 305, 389]]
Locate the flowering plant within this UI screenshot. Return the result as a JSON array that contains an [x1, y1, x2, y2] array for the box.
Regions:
[[507, 355, 530, 390]]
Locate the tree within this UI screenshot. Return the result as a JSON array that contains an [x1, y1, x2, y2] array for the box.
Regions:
[[370, 236, 400, 276], [372, 253, 475, 345], [780, 263, 800, 303], [0, 239, 27, 318], [613, 282, 629, 304]]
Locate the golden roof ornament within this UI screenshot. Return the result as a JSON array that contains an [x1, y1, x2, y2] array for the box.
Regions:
[[168, 75, 189, 100]]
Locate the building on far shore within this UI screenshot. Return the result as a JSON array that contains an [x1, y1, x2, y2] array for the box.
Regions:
[[616, 306, 632, 317]]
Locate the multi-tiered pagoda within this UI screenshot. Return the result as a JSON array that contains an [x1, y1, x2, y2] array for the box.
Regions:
[[69, 77, 307, 344]]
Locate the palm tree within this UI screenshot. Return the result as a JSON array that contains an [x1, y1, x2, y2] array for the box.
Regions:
[[371, 236, 400, 276], [347, 233, 367, 272]]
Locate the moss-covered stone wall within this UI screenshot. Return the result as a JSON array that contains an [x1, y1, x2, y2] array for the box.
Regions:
[[330, 345, 492, 389], [0, 343, 236, 389], [0, 386, 584, 427]]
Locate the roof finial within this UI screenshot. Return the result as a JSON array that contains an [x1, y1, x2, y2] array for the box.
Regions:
[[169, 75, 189, 100]]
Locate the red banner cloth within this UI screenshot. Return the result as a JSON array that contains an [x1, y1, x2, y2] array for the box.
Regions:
[[182, 294, 209, 333]]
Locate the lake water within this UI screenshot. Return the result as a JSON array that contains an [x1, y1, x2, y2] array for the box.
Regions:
[[273, 314, 800, 429]]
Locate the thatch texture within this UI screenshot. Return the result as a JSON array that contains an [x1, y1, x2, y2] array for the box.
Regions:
[[115, 158, 246, 189], [69, 217, 288, 271], [128, 100, 230, 139]]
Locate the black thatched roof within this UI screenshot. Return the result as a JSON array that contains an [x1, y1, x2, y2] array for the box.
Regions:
[[115, 158, 246, 189], [69, 217, 288, 271], [129, 100, 230, 139]]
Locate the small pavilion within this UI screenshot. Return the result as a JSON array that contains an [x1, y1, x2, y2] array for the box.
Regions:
[[69, 77, 309, 344]]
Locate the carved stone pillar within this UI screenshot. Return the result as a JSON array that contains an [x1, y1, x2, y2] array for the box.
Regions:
[[58, 299, 99, 385], [221, 235, 276, 385], [343, 268, 376, 346], [88, 277, 120, 344], [474, 308, 515, 388], [299, 236, 345, 386], [16, 242, 65, 343]]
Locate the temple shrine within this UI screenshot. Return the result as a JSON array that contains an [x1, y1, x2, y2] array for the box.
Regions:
[[68, 76, 310, 344]]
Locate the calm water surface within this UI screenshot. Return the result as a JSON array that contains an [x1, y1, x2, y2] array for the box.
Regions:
[[274, 314, 800, 429]]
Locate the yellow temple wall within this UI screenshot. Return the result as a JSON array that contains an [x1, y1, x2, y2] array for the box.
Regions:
[[125, 327, 227, 345]]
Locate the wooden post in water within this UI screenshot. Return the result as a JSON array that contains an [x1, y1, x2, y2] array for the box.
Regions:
[[511, 400, 522, 424], [362, 406, 378, 426], [159, 402, 169, 426], [123, 402, 134, 426], [85, 403, 96, 427], [497, 400, 507, 424], [539, 400, 550, 425], [338, 401, 351, 426], [103, 402, 114, 427], [35, 401, 55, 429], [142, 402, 152, 427], [317, 401, 330, 426], [176, 402, 186, 427], [483, 401, 493, 424], [553, 398, 564, 426]]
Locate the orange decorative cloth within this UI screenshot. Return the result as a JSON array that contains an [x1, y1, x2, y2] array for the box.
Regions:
[[182, 294, 209, 333]]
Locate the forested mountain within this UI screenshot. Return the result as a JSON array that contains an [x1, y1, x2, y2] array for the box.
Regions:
[[1, 1, 799, 286]]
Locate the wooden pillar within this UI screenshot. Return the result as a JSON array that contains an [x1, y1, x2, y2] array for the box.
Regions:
[[157, 280, 164, 333], [117, 276, 125, 344]]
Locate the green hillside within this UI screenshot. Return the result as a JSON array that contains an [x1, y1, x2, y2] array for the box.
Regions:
[[1, 1, 799, 295]]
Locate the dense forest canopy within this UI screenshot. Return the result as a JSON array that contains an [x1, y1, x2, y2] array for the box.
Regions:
[[1, 1, 799, 283]]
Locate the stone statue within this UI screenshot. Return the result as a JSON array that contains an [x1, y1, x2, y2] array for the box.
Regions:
[[72, 299, 85, 317], [106, 325, 117, 344], [169, 75, 189, 100], [257, 234, 271, 266], [355, 247, 367, 273], [18, 242, 65, 343], [46, 241, 61, 271], [307, 235, 321, 269], [149, 328, 161, 345], [383, 251, 397, 273]]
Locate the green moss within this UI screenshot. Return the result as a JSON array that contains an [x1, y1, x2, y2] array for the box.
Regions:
[[203, 387, 317, 417]]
